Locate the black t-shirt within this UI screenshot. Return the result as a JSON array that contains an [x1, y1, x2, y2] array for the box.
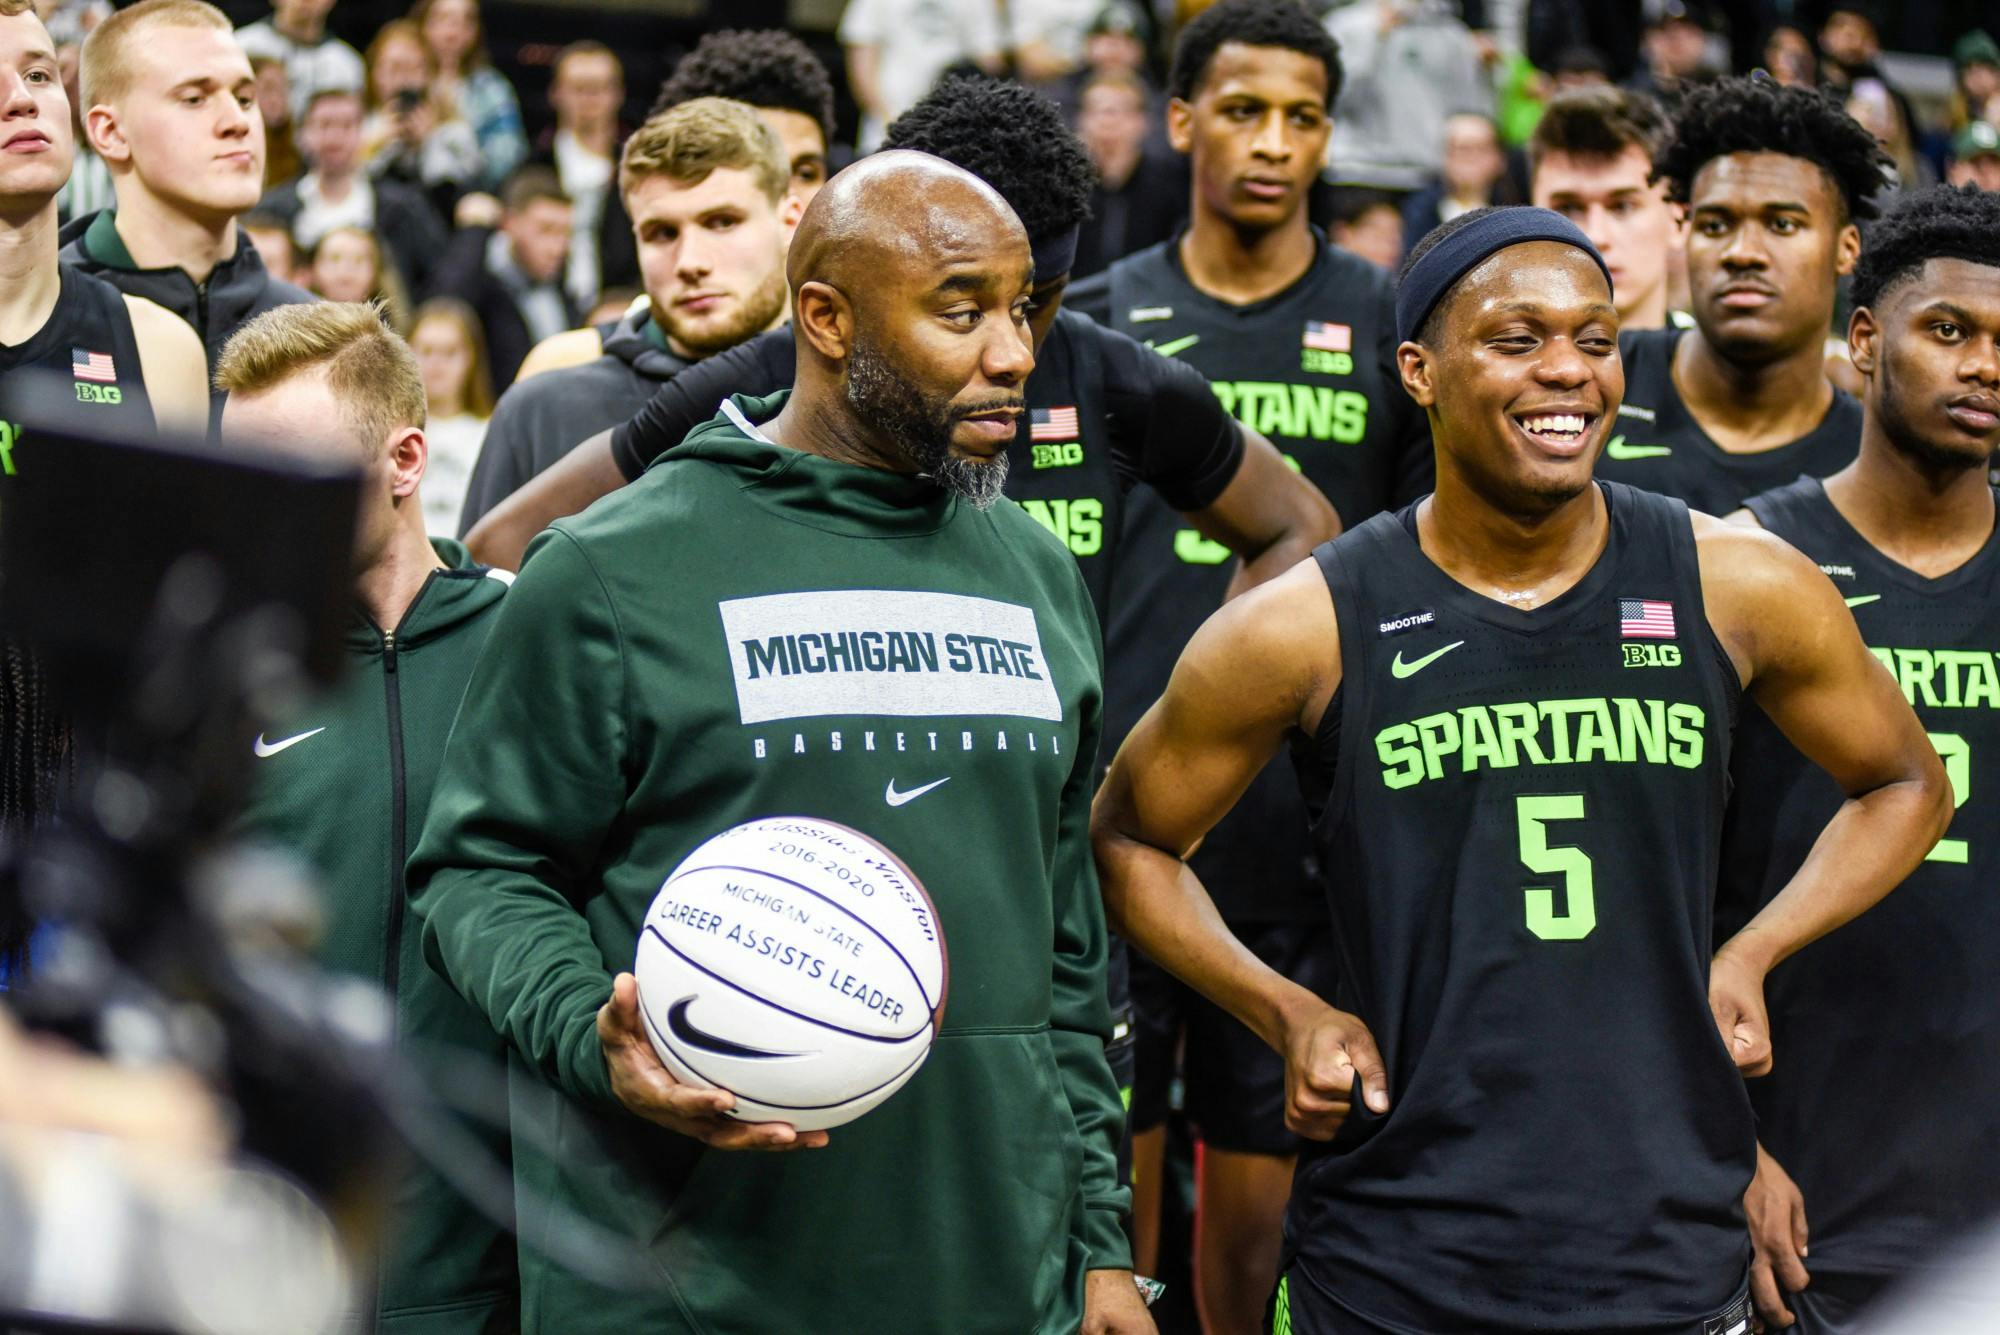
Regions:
[[1594, 328, 1861, 516], [1292, 483, 1751, 1329], [610, 309, 1243, 628], [0, 264, 152, 477], [1068, 234, 1430, 922], [1719, 477, 2000, 1283]]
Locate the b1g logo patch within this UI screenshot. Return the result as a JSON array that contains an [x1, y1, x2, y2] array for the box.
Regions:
[[1301, 320, 1354, 376], [1623, 643, 1682, 668], [74, 382, 122, 405], [1030, 442, 1083, 470]]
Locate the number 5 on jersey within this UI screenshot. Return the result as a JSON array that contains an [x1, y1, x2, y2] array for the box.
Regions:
[[1517, 794, 1596, 940]]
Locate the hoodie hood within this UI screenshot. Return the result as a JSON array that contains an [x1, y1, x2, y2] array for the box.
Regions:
[[598, 302, 687, 381], [346, 537, 510, 652], [672, 390, 957, 539]]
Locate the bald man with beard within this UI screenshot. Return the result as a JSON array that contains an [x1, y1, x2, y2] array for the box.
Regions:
[[408, 152, 1157, 1335]]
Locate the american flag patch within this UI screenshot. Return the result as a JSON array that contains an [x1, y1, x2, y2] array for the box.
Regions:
[[72, 348, 116, 383], [1029, 405, 1079, 441], [1302, 320, 1351, 353], [1620, 599, 1676, 638]]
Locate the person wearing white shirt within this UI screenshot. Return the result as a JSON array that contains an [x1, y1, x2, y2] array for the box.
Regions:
[[838, 0, 1003, 152], [235, 0, 362, 124]]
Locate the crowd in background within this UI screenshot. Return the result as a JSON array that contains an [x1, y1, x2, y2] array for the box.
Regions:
[[31, 0, 2000, 523]]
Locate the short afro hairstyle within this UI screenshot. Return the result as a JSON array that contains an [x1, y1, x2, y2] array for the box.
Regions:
[[884, 77, 1096, 246], [652, 29, 836, 141], [1851, 183, 2000, 310], [1169, 0, 1343, 110], [1653, 76, 1891, 223]]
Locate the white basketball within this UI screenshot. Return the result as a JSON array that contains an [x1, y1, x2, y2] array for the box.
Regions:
[[634, 816, 948, 1132]]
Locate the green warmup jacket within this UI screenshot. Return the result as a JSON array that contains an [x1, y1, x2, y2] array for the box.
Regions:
[[238, 538, 519, 1334], [406, 391, 1130, 1335]]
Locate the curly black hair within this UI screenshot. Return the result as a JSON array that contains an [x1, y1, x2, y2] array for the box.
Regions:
[[883, 77, 1096, 245], [1653, 76, 1891, 223], [652, 30, 836, 141], [1851, 183, 2000, 310], [1168, 0, 1343, 110]]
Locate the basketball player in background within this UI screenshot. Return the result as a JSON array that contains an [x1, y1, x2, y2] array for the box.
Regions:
[[1528, 86, 1680, 332], [1093, 207, 1951, 1333], [1723, 184, 2000, 1333], [1065, 4, 1427, 1322], [409, 154, 1154, 1335], [1594, 77, 1886, 514], [0, 0, 204, 450]]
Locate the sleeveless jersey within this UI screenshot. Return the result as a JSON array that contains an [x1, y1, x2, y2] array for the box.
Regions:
[[1076, 235, 1427, 922], [1719, 477, 2000, 1282], [1594, 328, 1860, 516], [1291, 481, 1753, 1330], [0, 264, 152, 477]]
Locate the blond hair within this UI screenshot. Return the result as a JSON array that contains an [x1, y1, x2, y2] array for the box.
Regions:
[[215, 302, 427, 452], [80, 0, 232, 112], [618, 96, 788, 203], [0, 1, 38, 18]]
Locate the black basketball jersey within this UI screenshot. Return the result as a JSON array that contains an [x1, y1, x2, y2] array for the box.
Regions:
[[1594, 328, 1860, 516], [1290, 482, 1753, 1330], [0, 265, 152, 478], [1719, 477, 2000, 1283], [1070, 235, 1429, 922]]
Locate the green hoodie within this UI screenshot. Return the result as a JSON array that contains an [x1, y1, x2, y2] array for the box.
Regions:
[[238, 538, 519, 1334], [407, 392, 1129, 1335]]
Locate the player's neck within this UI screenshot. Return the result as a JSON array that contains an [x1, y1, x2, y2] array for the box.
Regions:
[[763, 380, 911, 478], [1178, 208, 1314, 306], [1417, 470, 1611, 611], [1672, 324, 1832, 454], [560, 121, 616, 160], [357, 512, 446, 634], [110, 184, 237, 285], [1822, 435, 1997, 579], [0, 199, 63, 347], [313, 165, 358, 199]]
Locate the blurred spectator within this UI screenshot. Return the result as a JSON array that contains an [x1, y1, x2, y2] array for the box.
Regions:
[[1072, 69, 1183, 278], [1525, 0, 1642, 85], [1819, 3, 1890, 95], [414, 0, 527, 190], [1401, 112, 1516, 253], [408, 296, 493, 533], [1626, 1, 1716, 108], [52, 38, 111, 222], [1052, 4, 1168, 148], [1950, 31, 2000, 130], [583, 287, 638, 326], [458, 98, 797, 529], [1009, 0, 1099, 88], [1528, 85, 1678, 329], [261, 87, 448, 293], [650, 28, 837, 202], [239, 208, 299, 282], [63, 0, 314, 375], [1848, 77, 1935, 194], [426, 165, 578, 388], [250, 54, 301, 186], [362, 18, 480, 211], [1325, 185, 1403, 269], [307, 223, 410, 329], [1947, 120, 2000, 191], [536, 40, 624, 312], [1551, 45, 1612, 93], [1761, 22, 1819, 90], [1323, 0, 1493, 191], [40, 0, 112, 45], [235, 0, 363, 123], [839, 0, 1003, 152]]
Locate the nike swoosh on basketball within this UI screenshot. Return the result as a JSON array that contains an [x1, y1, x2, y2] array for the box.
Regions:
[[1149, 334, 1201, 359], [1603, 434, 1672, 460], [1844, 594, 1882, 608], [885, 776, 950, 807], [253, 727, 325, 758], [665, 996, 799, 1060], [1391, 641, 1464, 679]]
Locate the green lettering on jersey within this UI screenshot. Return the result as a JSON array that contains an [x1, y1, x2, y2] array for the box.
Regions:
[[1030, 442, 1084, 469], [1173, 529, 1231, 564], [0, 419, 16, 475], [1300, 348, 1352, 376], [1208, 381, 1370, 444], [1021, 498, 1105, 557], [1372, 696, 1707, 788], [74, 383, 122, 405], [1870, 646, 2000, 710]]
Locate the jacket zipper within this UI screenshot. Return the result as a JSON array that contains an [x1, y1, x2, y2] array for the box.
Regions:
[[382, 630, 407, 1002]]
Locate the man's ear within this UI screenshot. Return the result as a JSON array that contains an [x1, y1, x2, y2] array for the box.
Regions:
[[793, 280, 852, 362], [1846, 304, 1879, 377], [1835, 222, 1862, 277], [1165, 98, 1193, 156], [779, 191, 804, 233], [84, 104, 130, 165], [386, 425, 427, 499], [1397, 341, 1437, 408]]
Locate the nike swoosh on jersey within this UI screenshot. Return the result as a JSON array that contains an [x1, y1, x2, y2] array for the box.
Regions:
[[1391, 641, 1464, 679], [253, 727, 325, 758], [1604, 435, 1673, 460], [664, 996, 800, 1060], [1844, 594, 1882, 608], [1149, 334, 1201, 359], [885, 776, 950, 807]]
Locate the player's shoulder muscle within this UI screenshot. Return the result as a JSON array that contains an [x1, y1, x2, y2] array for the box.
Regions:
[[1169, 555, 1341, 738], [1693, 509, 1844, 685]]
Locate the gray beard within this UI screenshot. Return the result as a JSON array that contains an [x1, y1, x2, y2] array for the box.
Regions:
[[845, 339, 1012, 510]]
